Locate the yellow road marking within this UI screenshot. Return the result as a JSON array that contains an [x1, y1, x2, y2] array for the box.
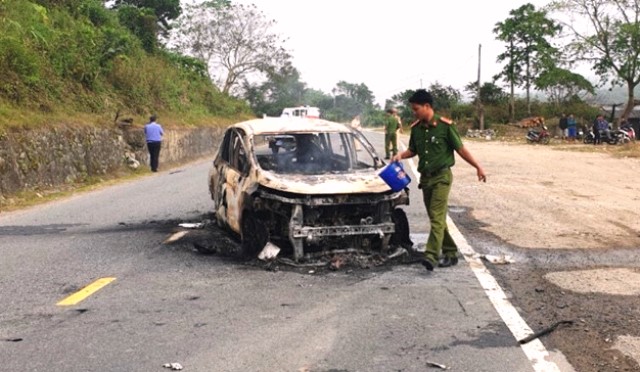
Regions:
[[56, 277, 116, 306]]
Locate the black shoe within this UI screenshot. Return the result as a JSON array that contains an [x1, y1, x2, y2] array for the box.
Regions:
[[384, 156, 390, 160], [438, 256, 459, 268], [421, 259, 435, 271]]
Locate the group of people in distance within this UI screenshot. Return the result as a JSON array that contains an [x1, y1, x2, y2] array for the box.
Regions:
[[558, 113, 578, 142]]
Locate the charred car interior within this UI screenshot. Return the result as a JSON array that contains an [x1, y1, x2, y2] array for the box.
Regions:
[[208, 118, 411, 261]]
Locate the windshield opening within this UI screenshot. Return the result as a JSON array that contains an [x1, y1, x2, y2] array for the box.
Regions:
[[253, 132, 377, 175]]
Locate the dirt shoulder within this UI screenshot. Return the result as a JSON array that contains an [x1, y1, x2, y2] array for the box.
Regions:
[[448, 138, 640, 371], [450, 140, 640, 250]]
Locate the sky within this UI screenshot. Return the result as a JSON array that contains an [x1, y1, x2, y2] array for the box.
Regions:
[[233, 0, 560, 106]]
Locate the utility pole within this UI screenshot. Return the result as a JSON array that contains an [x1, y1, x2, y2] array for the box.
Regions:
[[477, 44, 485, 131]]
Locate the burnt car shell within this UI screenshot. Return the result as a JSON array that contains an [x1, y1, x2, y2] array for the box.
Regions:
[[209, 117, 409, 260]]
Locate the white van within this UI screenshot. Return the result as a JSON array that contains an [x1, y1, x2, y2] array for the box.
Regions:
[[280, 106, 320, 119]]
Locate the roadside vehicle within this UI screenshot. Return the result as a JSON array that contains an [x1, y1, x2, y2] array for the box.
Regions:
[[583, 128, 619, 144], [280, 106, 320, 118], [208, 117, 410, 260], [525, 124, 551, 144], [616, 123, 636, 144]]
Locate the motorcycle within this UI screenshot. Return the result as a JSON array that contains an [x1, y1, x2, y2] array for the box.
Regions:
[[615, 124, 636, 144], [526, 125, 550, 144], [583, 128, 619, 145]]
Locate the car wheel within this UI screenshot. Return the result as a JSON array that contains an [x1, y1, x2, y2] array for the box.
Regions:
[[241, 211, 269, 257], [390, 208, 413, 250]]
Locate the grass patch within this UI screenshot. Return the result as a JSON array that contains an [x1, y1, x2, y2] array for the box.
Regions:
[[563, 142, 640, 158], [0, 165, 150, 212], [0, 0, 253, 132], [0, 101, 254, 132]]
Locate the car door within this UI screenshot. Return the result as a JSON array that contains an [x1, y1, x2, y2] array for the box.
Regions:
[[212, 129, 248, 232], [221, 129, 250, 233], [212, 129, 232, 226]]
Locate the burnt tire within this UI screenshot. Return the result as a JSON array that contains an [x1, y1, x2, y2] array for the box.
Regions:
[[390, 208, 413, 249], [241, 212, 269, 257]]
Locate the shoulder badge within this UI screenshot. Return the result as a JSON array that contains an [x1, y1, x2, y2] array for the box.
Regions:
[[410, 120, 421, 128], [439, 116, 453, 125]]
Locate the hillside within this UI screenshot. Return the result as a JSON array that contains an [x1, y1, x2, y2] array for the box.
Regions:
[[0, 0, 251, 130]]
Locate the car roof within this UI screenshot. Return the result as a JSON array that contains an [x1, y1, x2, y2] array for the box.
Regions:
[[231, 117, 353, 135]]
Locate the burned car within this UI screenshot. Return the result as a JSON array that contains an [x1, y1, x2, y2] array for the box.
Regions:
[[208, 117, 410, 260]]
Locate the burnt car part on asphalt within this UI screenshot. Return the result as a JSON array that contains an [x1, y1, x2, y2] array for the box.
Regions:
[[518, 320, 574, 345], [208, 117, 412, 261]]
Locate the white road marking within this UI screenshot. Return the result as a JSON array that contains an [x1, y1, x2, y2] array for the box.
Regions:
[[397, 140, 568, 372]]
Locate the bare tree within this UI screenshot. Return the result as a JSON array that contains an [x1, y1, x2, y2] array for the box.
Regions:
[[548, 0, 640, 120], [172, 1, 289, 95]]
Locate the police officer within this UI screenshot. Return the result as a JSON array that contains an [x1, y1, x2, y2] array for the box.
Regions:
[[384, 108, 401, 159], [392, 89, 486, 271]]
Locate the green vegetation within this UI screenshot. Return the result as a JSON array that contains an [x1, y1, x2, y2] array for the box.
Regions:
[[549, 0, 640, 121], [0, 0, 250, 130]]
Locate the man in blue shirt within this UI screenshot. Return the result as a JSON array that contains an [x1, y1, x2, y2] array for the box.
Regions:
[[144, 115, 164, 172]]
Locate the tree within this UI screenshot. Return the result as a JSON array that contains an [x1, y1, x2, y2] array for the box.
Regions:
[[389, 89, 416, 125], [173, 2, 289, 95], [334, 81, 375, 107], [302, 88, 334, 113], [465, 81, 509, 105], [387, 85, 461, 123], [548, 0, 640, 121], [534, 67, 594, 104], [494, 3, 562, 118], [427, 82, 461, 111], [243, 62, 306, 117], [114, 0, 181, 38], [324, 81, 376, 122], [117, 5, 158, 53]]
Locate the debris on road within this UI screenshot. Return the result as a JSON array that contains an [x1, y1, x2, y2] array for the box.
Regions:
[[162, 362, 184, 370], [465, 253, 514, 265], [3, 338, 23, 342], [178, 222, 204, 229], [277, 257, 329, 268], [330, 255, 345, 270], [426, 360, 451, 370], [267, 245, 416, 272], [163, 231, 189, 244], [481, 254, 514, 264], [386, 247, 408, 260], [304, 248, 366, 259], [518, 320, 574, 344], [258, 242, 281, 261]]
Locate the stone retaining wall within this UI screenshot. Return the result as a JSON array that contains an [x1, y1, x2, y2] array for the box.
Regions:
[[0, 125, 225, 200]]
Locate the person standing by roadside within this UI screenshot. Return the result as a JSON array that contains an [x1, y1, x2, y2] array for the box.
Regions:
[[144, 114, 164, 172], [392, 107, 403, 132], [559, 113, 568, 141], [566, 114, 577, 142], [391, 89, 486, 272], [593, 114, 609, 145], [383, 108, 401, 159]]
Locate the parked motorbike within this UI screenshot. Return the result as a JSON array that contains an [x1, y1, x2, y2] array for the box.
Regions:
[[583, 128, 619, 145], [616, 124, 636, 144], [526, 125, 550, 144]]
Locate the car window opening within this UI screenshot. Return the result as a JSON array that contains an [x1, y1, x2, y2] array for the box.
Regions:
[[253, 133, 376, 175]]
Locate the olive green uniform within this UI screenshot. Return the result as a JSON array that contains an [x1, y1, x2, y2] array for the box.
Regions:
[[384, 115, 400, 158], [408, 114, 463, 266]]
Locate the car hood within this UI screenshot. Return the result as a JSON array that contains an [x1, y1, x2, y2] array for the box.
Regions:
[[257, 169, 393, 194]]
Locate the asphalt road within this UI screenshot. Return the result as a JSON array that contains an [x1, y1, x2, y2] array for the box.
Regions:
[[0, 130, 558, 372]]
